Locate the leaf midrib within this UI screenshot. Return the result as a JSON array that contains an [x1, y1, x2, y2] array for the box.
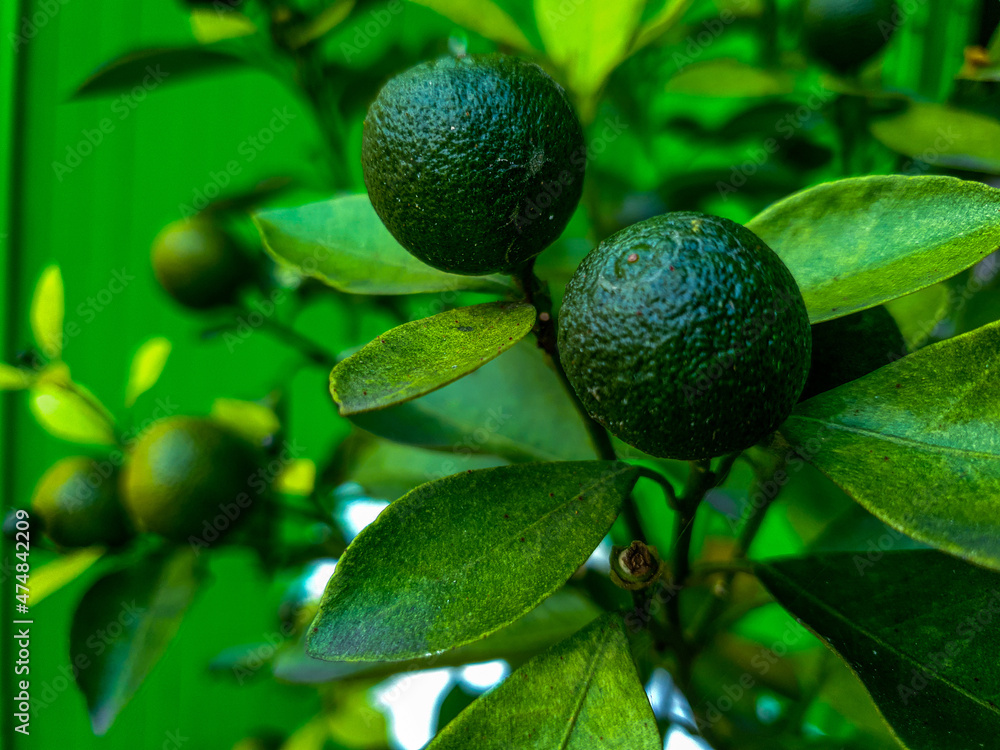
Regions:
[[763, 564, 1000, 716], [556, 627, 611, 750], [788, 416, 1000, 462]]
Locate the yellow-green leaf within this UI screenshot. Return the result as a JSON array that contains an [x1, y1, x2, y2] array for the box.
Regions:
[[30, 265, 65, 360], [633, 0, 694, 51], [410, 0, 535, 53], [275, 459, 316, 496], [29, 382, 116, 446], [0, 362, 33, 391], [124, 337, 171, 407], [190, 8, 257, 44], [871, 103, 1000, 174], [28, 548, 104, 607], [534, 0, 645, 116], [210, 398, 280, 444], [665, 59, 795, 97], [285, 0, 355, 49]]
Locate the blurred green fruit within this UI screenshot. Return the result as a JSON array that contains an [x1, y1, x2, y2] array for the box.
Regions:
[[151, 216, 249, 309]]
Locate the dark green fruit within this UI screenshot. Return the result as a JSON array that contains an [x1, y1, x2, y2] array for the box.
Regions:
[[800, 306, 905, 401], [558, 212, 812, 461], [121, 416, 261, 542], [151, 217, 248, 309], [803, 0, 898, 73], [30, 457, 131, 548], [362, 54, 585, 276]]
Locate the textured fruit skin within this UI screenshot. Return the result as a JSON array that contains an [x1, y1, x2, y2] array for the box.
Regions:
[[151, 217, 247, 309], [121, 417, 260, 542], [558, 212, 812, 460], [31, 457, 131, 548], [800, 306, 905, 400], [362, 54, 585, 275], [803, 0, 898, 73]]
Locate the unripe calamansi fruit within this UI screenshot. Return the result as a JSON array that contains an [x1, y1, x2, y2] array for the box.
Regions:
[[31, 456, 132, 548], [151, 216, 249, 310], [802, 0, 898, 74], [362, 53, 586, 276], [558, 212, 812, 460], [121, 416, 262, 542]]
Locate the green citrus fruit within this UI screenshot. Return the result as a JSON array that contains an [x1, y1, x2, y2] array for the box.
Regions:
[[558, 212, 812, 460], [121, 416, 261, 542], [362, 53, 586, 276], [802, 0, 897, 73], [800, 306, 905, 400], [30, 457, 131, 548], [151, 217, 248, 309]]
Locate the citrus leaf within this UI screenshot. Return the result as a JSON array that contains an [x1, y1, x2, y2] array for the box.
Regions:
[[633, 0, 694, 51], [30, 265, 64, 360], [780, 319, 1000, 570], [410, 0, 535, 53], [27, 547, 104, 607], [72, 548, 203, 734], [29, 382, 116, 446], [210, 398, 280, 445], [885, 282, 951, 350], [747, 175, 1000, 323], [253, 195, 514, 295], [0, 362, 33, 390], [757, 551, 1000, 750], [331, 302, 536, 416], [306, 461, 638, 661], [427, 614, 660, 750], [189, 8, 258, 44], [285, 0, 355, 49], [124, 337, 171, 407], [534, 0, 646, 115], [665, 59, 795, 97], [274, 588, 600, 683], [74, 46, 246, 98], [350, 340, 596, 462], [871, 103, 1000, 175]]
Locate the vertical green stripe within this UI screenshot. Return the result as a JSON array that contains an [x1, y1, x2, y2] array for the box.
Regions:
[[0, 2, 24, 747]]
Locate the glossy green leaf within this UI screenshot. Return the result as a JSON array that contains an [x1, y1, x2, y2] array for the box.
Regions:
[[210, 397, 280, 444], [757, 551, 1000, 750], [274, 588, 600, 683], [746, 175, 1000, 323], [253, 195, 513, 295], [665, 59, 795, 97], [27, 547, 104, 607], [306, 461, 638, 661], [0, 362, 32, 390], [350, 340, 596, 462], [124, 337, 171, 407], [428, 614, 660, 750], [780, 319, 1000, 570], [871, 103, 1000, 174], [331, 302, 535, 416], [29, 382, 116, 446], [30, 264, 64, 360], [346, 438, 507, 501], [74, 46, 247, 98], [885, 282, 951, 350], [71, 548, 203, 734], [534, 0, 645, 114], [410, 0, 535, 53]]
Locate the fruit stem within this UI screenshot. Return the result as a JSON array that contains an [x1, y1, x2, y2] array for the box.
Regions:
[[636, 466, 678, 510], [514, 262, 645, 544]]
